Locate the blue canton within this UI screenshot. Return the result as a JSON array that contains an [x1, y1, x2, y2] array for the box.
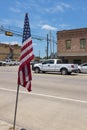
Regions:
[[22, 13, 31, 43]]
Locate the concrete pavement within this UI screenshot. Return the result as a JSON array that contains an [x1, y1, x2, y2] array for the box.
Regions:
[[0, 120, 20, 130]]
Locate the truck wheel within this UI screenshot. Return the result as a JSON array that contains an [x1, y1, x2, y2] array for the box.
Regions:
[[42, 71, 46, 73], [35, 67, 40, 73], [61, 69, 67, 75], [68, 72, 71, 75]]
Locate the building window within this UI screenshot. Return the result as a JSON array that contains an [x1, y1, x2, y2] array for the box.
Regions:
[[73, 59, 81, 65], [66, 40, 71, 49], [80, 39, 86, 49]]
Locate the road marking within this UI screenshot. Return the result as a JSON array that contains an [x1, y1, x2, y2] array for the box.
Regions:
[[0, 87, 87, 104]]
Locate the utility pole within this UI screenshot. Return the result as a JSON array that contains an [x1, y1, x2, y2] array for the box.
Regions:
[[39, 50, 40, 59], [49, 30, 52, 58], [53, 36, 54, 58], [47, 34, 49, 59]]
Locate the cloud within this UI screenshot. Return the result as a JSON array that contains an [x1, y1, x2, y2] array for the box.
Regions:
[[10, 7, 21, 13], [32, 42, 37, 46], [42, 24, 57, 31], [0, 18, 23, 29], [61, 2, 71, 8], [45, 2, 71, 13], [9, 1, 22, 13], [0, 19, 11, 25], [10, 41, 19, 45], [59, 24, 70, 29], [3, 41, 19, 45]]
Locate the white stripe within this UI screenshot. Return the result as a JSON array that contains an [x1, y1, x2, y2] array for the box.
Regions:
[[31, 93, 87, 104], [22, 37, 32, 47], [20, 51, 33, 66], [24, 65, 29, 81], [19, 70, 23, 85], [26, 81, 31, 89], [21, 43, 33, 57], [0, 87, 87, 104]]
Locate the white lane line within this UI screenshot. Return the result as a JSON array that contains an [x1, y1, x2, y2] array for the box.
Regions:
[[0, 87, 87, 104]]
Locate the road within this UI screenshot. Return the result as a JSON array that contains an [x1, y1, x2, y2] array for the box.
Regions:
[[0, 66, 87, 130]]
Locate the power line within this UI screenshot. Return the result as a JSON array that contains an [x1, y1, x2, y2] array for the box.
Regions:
[[0, 25, 47, 41], [0, 25, 57, 43]]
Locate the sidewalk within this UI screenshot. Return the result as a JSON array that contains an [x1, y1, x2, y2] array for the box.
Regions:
[[0, 120, 20, 130]]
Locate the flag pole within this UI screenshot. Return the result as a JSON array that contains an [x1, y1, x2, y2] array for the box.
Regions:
[[13, 84, 20, 130]]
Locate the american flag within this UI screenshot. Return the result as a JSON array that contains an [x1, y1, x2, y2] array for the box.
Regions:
[[18, 13, 34, 92]]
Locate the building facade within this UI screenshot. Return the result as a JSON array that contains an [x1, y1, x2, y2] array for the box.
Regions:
[[57, 28, 87, 64], [0, 43, 21, 60]]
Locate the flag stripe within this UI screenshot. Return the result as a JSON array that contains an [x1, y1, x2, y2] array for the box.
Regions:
[[19, 51, 34, 70], [21, 37, 32, 50], [18, 63, 32, 91], [21, 42, 33, 57], [20, 46, 33, 61]]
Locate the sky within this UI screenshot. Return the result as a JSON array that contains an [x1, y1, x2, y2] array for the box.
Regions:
[[0, 0, 87, 58]]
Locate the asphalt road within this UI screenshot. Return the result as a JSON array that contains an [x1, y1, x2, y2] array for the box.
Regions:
[[0, 66, 87, 130]]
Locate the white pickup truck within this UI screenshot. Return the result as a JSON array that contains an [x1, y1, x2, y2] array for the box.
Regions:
[[33, 59, 78, 75], [5, 59, 19, 66]]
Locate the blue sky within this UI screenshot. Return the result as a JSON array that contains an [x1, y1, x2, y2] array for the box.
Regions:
[[0, 0, 87, 58]]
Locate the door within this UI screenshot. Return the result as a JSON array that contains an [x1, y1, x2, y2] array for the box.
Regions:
[[55, 59, 62, 71], [81, 63, 87, 73], [42, 60, 55, 72]]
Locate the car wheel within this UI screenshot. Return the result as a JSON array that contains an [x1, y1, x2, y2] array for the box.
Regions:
[[61, 68, 67, 75], [35, 67, 40, 73], [78, 69, 81, 73]]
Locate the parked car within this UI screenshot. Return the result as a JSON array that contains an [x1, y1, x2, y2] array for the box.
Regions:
[[0, 60, 6, 66], [78, 63, 87, 73]]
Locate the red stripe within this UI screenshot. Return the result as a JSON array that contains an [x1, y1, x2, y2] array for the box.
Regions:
[[19, 54, 34, 71], [18, 72, 20, 84], [27, 82, 31, 92], [28, 63, 32, 80], [21, 40, 32, 52], [18, 63, 32, 91], [20, 47, 33, 61], [22, 67, 26, 88]]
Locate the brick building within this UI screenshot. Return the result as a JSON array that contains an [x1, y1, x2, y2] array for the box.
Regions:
[[0, 43, 21, 60], [57, 28, 87, 64]]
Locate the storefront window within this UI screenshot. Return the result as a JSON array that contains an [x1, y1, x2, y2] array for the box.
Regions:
[[66, 40, 71, 49], [80, 39, 86, 49]]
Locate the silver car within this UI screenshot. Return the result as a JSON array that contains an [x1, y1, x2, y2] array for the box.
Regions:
[[78, 63, 87, 73]]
